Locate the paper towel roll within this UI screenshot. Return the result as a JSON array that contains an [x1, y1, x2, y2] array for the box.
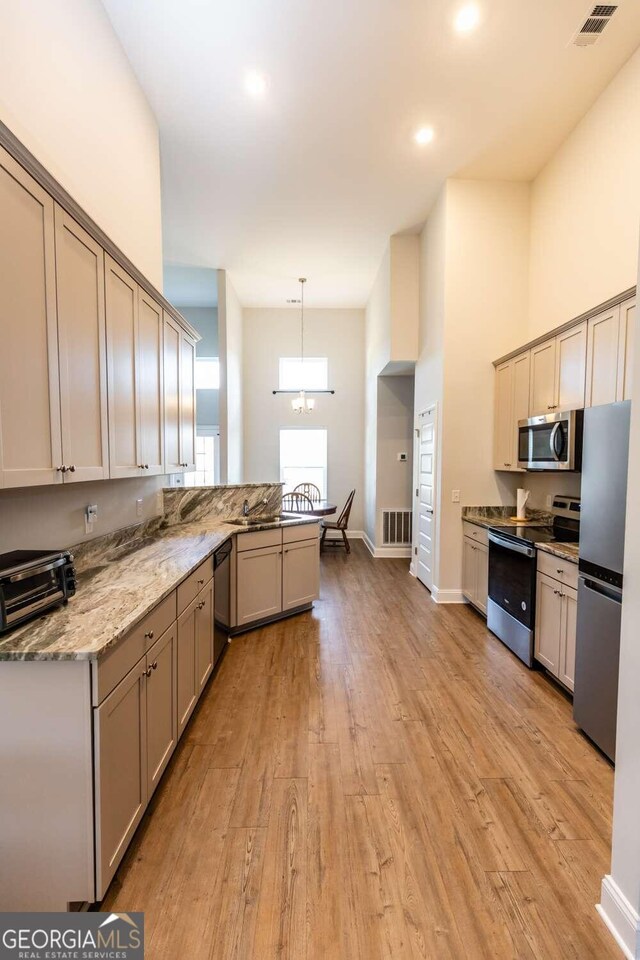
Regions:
[[516, 488, 530, 520]]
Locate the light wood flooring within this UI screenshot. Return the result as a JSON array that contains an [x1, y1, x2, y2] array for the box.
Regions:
[[103, 541, 618, 959]]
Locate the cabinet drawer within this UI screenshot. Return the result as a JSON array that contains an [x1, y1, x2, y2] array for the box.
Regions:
[[93, 591, 177, 705], [236, 528, 282, 553], [282, 521, 320, 544], [177, 556, 213, 614], [462, 522, 489, 546], [537, 549, 578, 590]]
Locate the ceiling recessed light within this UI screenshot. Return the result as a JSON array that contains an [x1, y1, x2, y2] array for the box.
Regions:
[[245, 70, 267, 98], [454, 3, 481, 33], [414, 126, 435, 146]]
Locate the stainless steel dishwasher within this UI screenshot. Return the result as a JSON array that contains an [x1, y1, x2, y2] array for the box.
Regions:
[[213, 539, 233, 665]]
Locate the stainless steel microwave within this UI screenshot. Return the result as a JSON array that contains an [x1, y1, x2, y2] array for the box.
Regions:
[[517, 409, 583, 471]]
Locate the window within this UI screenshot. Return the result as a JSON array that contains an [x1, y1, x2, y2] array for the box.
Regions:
[[185, 431, 220, 486], [279, 357, 328, 391], [195, 357, 220, 390], [280, 429, 327, 497]]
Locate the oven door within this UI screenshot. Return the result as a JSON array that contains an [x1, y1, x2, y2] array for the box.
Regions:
[[488, 533, 536, 629], [517, 411, 581, 471]]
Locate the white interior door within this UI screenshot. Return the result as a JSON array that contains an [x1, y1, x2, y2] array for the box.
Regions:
[[416, 407, 436, 593]]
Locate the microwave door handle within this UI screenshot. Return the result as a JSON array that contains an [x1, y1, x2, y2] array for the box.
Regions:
[[549, 422, 561, 461]]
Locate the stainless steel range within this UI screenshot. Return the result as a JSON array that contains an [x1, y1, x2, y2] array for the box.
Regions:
[[486, 497, 580, 666]]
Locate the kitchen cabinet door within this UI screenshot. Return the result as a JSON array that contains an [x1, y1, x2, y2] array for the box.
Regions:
[[617, 296, 636, 402], [177, 596, 198, 736], [462, 538, 477, 606], [180, 332, 196, 471], [559, 586, 577, 693], [163, 314, 183, 473], [106, 255, 140, 479], [283, 539, 320, 610], [146, 626, 178, 797], [137, 289, 164, 475], [556, 322, 587, 411], [54, 206, 109, 482], [94, 660, 147, 900], [236, 544, 283, 626], [494, 360, 514, 470], [513, 352, 530, 442], [475, 543, 488, 615], [534, 573, 562, 674], [529, 338, 557, 416], [0, 145, 62, 488], [195, 580, 214, 692], [586, 306, 620, 408]]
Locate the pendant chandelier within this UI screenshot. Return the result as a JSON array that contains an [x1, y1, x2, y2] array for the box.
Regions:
[[292, 278, 314, 414]]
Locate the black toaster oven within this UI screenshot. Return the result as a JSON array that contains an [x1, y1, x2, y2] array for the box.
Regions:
[[0, 549, 76, 634]]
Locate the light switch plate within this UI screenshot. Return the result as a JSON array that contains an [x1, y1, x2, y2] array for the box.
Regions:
[[136, 498, 143, 518], [451, 490, 460, 503]]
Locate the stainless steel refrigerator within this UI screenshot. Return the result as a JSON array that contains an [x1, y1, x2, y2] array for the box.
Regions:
[[574, 400, 631, 762]]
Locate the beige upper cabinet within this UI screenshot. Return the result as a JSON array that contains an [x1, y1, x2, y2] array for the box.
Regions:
[[54, 206, 109, 482], [529, 323, 587, 415], [137, 289, 164, 475], [555, 322, 587, 411], [106, 255, 140, 478], [529, 338, 557, 416], [617, 295, 636, 402], [180, 332, 196, 471], [494, 351, 529, 471], [163, 315, 197, 473], [0, 145, 62, 488], [585, 305, 620, 408]]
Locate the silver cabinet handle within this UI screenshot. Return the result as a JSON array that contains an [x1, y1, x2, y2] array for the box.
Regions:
[[146, 665, 152, 678], [58, 465, 68, 473], [145, 630, 154, 640], [556, 569, 564, 575], [152, 660, 158, 670], [68, 464, 76, 473], [504, 462, 511, 468], [197, 578, 204, 586]]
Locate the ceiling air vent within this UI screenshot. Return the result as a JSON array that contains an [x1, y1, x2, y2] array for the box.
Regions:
[[571, 4, 618, 46]]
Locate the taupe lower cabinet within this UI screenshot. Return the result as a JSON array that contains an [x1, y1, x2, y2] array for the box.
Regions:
[[234, 524, 320, 628], [0, 140, 197, 489], [462, 534, 488, 615], [534, 572, 577, 691], [177, 578, 214, 735]]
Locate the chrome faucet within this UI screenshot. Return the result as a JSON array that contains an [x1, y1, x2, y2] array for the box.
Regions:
[[242, 497, 268, 517]]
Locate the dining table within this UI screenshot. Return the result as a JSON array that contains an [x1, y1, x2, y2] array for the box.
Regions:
[[296, 500, 337, 517]]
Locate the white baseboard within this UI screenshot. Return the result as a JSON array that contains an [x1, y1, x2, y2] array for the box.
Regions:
[[598, 875, 640, 960], [409, 560, 417, 577], [431, 586, 467, 604], [323, 529, 364, 541], [361, 532, 411, 558]]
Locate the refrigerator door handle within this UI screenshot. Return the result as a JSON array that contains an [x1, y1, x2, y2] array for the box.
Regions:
[[579, 575, 622, 604]]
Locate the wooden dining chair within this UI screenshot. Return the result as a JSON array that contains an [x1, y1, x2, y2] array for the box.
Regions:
[[293, 482, 322, 502], [282, 491, 314, 512], [320, 489, 355, 553]]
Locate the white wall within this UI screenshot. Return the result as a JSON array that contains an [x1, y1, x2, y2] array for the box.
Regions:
[[529, 46, 640, 338], [414, 181, 530, 596], [218, 271, 244, 483], [0, 476, 164, 553], [242, 308, 365, 534], [364, 249, 391, 541], [0, 0, 163, 288]]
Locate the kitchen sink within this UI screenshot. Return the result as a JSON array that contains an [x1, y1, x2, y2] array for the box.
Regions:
[[227, 514, 295, 527]]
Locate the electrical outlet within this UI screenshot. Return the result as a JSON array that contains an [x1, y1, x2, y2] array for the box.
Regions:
[[451, 490, 460, 503], [136, 498, 143, 518], [156, 490, 164, 515], [546, 494, 553, 508], [397, 452, 408, 462], [85, 504, 98, 535]]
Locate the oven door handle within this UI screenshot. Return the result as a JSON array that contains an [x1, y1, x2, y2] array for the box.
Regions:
[[7, 556, 68, 583], [488, 532, 536, 558]]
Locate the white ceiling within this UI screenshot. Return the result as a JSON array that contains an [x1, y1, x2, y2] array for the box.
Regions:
[[101, 0, 640, 308]]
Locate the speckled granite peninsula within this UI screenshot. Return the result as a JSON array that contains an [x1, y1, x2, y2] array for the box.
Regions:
[[462, 505, 553, 529], [0, 483, 317, 662]]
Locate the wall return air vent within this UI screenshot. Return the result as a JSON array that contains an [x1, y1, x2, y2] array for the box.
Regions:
[[382, 510, 413, 546], [571, 4, 618, 46]]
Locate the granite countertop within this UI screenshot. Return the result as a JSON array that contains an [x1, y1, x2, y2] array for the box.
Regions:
[[536, 542, 579, 564], [462, 512, 551, 531], [0, 513, 318, 663]]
